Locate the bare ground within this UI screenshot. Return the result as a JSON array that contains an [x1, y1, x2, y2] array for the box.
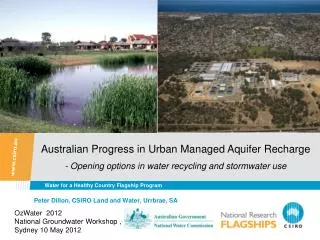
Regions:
[[270, 60, 320, 70]]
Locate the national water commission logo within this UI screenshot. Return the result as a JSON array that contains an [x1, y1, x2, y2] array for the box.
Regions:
[[282, 202, 304, 229], [125, 208, 151, 229]]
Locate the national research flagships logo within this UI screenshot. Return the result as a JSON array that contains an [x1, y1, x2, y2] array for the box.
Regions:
[[282, 202, 304, 229], [125, 208, 151, 229]]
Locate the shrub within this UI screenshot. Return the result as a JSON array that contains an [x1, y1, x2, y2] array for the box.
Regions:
[[0, 56, 53, 76]]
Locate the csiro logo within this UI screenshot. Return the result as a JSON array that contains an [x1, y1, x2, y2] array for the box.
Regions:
[[282, 202, 304, 229]]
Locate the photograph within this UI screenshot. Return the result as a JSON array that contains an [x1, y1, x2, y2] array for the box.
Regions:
[[158, 0, 320, 132], [0, 0, 157, 133]]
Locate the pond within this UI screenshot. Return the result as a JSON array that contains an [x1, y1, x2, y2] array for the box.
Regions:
[[20, 64, 157, 126]]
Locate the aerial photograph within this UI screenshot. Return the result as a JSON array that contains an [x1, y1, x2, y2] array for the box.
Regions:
[[0, 0, 157, 133], [158, 0, 320, 132]]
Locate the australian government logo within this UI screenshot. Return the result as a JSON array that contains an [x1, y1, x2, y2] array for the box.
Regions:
[[124, 209, 213, 229], [282, 202, 304, 229], [124, 209, 151, 229], [153, 213, 214, 229]]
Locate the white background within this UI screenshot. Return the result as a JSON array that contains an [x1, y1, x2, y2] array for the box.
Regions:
[[0, 182, 318, 240], [31, 133, 320, 180]]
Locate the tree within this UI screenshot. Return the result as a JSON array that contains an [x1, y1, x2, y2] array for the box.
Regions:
[[121, 38, 127, 43], [109, 36, 118, 43], [312, 91, 318, 98], [41, 32, 52, 44]]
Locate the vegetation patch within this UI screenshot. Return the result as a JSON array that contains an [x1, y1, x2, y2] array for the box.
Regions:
[[35, 82, 64, 108], [144, 53, 157, 64], [247, 46, 296, 60], [242, 87, 309, 128], [247, 46, 269, 57], [0, 66, 34, 106], [98, 52, 157, 67], [0, 56, 53, 76], [0, 57, 56, 110], [0, 109, 110, 133], [83, 75, 157, 129]]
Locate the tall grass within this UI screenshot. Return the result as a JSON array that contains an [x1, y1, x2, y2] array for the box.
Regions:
[[0, 56, 53, 76], [83, 75, 157, 129], [0, 67, 33, 106], [144, 53, 157, 64], [98, 52, 157, 67], [35, 82, 64, 108], [0, 56, 57, 111]]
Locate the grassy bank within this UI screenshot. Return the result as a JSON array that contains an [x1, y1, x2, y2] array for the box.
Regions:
[[0, 109, 152, 133], [98, 52, 157, 67], [44, 51, 157, 66], [0, 109, 109, 132], [45, 53, 106, 66], [84, 75, 157, 129]]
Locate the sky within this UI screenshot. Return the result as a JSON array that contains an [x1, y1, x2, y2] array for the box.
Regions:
[[0, 0, 157, 42]]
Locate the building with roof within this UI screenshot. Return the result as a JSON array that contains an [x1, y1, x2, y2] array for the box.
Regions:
[[112, 41, 130, 50], [98, 40, 111, 50], [0, 38, 33, 51], [271, 79, 283, 89], [283, 72, 299, 82], [199, 73, 218, 81], [128, 34, 157, 49], [208, 63, 222, 72], [190, 62, 211, 72], [221, 63, 233, 73], [75, 41, 100, 50]]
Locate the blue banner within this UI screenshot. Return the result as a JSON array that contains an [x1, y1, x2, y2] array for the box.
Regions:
[[30, 181, 320, 190]]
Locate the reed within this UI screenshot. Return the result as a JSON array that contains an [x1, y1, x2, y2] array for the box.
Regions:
[[0, 66, 33, 106], [0, 56, 53, 76], [35, 82, 64, 108], [144, 53, 158, 64], [83, 75, 156, 128], [98, 52, 157, 67]]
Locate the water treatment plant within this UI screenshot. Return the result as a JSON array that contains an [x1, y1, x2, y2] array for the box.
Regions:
[[180, 60, 273, 100]]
